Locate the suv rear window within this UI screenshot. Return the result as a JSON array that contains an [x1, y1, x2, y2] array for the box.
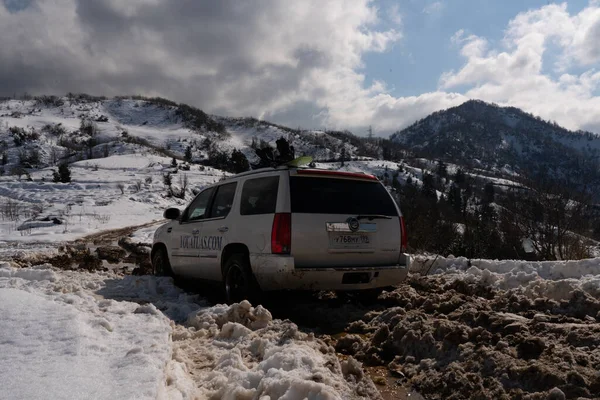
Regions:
[[290, 176, 398, 215], [240, 176, 279, 215]]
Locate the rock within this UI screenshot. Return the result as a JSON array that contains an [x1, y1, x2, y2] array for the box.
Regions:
[[547, 387, 565, 400]]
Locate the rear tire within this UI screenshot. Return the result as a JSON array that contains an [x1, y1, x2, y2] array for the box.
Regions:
[[223, 254, 261, 304], [152, 247, 173, 277]]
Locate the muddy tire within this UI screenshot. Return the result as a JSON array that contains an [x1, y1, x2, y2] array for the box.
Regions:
[[223, 254, 261, 304], [152, 247, 173, 277]]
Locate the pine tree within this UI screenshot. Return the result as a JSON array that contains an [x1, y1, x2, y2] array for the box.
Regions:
[[185, 146, 193, 162], [171, 157, 177, 167], [53, 163, 71, 183], [1, 152, 7, 165], [230, 149, 250, 174], [340, 147, 346, 166]]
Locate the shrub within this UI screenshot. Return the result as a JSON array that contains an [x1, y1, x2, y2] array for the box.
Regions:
[[42, 123, 66, 137], [53, 163, 71, 183], [9, 126, 39, 146], [175, 104, 226, 133], [80, 118, 98, 137], [34, 95, 64, 107], [163, 173, 172, 187]]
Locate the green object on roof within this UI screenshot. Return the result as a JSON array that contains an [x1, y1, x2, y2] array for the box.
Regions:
[[286, 156, 313, 167]]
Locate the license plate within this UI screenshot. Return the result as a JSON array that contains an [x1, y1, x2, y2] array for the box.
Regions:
[[330, 234, 371, 249]]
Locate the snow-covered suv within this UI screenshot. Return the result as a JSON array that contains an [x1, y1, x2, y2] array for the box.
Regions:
[[151, 167, 411, 302]]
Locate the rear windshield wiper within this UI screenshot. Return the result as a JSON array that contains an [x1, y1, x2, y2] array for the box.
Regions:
[[356, 215, 392, 220]]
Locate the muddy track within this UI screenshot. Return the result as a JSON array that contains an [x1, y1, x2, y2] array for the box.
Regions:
[[74, 220, 161, 246]]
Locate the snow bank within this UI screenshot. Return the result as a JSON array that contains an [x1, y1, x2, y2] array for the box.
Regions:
[[412, 255, 600, 301], [0, 264, 172, 400], [1, 265, 379, 399]]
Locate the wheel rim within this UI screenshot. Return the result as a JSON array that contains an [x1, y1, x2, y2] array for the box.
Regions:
[[154, 254, 165, 275], [225, 264, 246, 302]]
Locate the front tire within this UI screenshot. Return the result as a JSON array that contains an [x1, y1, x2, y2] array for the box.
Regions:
[[152, 247, 173, 277], [223, 254, 261, 304]]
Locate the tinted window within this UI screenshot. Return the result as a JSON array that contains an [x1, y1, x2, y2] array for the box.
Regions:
[[208, 182, 237, 218], [185, 187, 215, 221], [240, 176, 280, 215], [290, 177, 398, 215]]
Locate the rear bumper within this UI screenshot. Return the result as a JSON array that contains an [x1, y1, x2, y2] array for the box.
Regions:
[[249, 253, 411, 291]]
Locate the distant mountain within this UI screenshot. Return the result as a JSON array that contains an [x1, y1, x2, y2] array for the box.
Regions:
[[391, 100, 600, 188]]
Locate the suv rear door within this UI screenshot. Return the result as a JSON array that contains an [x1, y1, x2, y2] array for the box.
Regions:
[[288, 170, 402, 268]]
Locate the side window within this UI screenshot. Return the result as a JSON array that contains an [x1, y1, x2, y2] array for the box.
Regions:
[[184, 187, 215, 222], [208, 182, 237, 219], [240, 176, 279, 215]]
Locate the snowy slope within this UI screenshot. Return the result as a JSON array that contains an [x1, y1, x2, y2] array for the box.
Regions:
[[0, 95, 404, 251]]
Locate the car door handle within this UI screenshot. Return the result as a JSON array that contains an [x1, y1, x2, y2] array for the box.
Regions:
[[192, 229, 200, 235], [218, 226, 229, 233]]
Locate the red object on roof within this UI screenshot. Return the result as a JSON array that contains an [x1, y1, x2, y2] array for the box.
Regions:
[[296, 169, 378, 181]]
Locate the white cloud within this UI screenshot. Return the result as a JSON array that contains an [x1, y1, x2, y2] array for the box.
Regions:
[[389, 3, 403, 25], [2, 0, 599, 135], [423, 1, 444, 15], [440, 1, 600, 132], [0, 0, 466, 134]]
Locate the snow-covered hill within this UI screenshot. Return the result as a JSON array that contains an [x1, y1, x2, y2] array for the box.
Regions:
[[391, 100, 600, 188], [0, 95, 373, 251]]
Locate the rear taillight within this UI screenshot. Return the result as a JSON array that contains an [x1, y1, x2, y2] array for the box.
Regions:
[[400, 216, 407, 252], [271, 213, 291, 254]]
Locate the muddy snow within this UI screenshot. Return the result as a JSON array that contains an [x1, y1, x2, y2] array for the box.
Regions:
[[2, 250, 600, 399]]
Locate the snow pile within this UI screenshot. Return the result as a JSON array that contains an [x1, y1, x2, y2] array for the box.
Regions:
[[412, 255, 600, 301], [1, 264, 380, 399], [0, 264, 172, 400], [169, 300, 380, 400]]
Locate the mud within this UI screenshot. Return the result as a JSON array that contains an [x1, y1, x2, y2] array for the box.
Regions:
[[295, 275, 600, 400], [9, 222, 156, 274]]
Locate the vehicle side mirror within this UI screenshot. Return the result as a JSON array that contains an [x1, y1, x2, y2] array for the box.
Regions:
[[163, 207, 181, 220]]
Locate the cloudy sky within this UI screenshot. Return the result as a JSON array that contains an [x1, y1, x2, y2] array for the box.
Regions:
[[1, 0, 600, 135]]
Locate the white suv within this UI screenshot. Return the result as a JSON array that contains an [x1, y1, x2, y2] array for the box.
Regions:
[[151, 167, 411, 302]]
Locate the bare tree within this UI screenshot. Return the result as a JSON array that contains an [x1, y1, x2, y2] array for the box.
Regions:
[[116, 183, 125, 194], [502, 178, 594, 260]]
